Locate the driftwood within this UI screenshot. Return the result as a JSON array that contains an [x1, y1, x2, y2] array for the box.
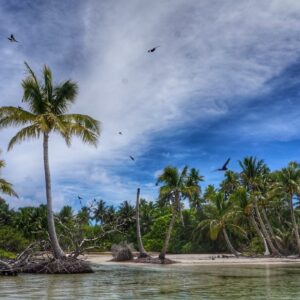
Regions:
[[0, 241, 93, 275]]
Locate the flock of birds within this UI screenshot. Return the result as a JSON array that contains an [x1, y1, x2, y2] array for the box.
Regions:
[[7, 33, 230, 201], [7, 34, 160, 163]]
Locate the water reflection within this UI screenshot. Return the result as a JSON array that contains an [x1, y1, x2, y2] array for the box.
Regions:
[[1, 264, 300, 299]]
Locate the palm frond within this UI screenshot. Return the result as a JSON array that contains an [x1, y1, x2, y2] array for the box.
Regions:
[[0, 178, 18, 197], [52, 81, 78, 114], [8, 124, 41, 150], [0, 106, 37, 128]]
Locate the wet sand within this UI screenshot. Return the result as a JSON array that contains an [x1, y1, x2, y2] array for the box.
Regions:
[[85, 252, 300, 266]]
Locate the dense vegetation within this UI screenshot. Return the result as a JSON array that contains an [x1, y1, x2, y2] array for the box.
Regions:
[[1, 158, 300, 259], [0, 63, 300, 262]]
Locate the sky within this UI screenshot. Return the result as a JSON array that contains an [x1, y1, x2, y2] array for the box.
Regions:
[[1, 0, 300, 211]]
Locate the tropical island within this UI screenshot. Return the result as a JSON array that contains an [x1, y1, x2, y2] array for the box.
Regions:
[[2, 1, 300, 299], [1, 63, 300, 275]]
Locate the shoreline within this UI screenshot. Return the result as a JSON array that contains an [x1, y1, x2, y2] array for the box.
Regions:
[[84, 253, 300, 266]]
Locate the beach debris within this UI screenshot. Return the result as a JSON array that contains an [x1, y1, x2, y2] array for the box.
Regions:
[[147, 46, 160, 53], [8, 34, 19, 43], [216, 158, 230, 171], [129, 156, 135, 161], [111, 242, 134, 261]]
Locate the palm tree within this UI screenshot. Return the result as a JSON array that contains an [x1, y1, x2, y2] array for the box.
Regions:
[[0, 62, 100, 259], [156, 166, 201, 261], [93, 199, 107, 225], [199, 190, 242, 257], [0, 153, 18, 198], [275, 162, 300, 256], [239, 157, 280, 256], [230, 187, 270, 255], [135, 188, 149, 258]]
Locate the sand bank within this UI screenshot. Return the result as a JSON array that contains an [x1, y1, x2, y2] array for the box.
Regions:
[[85, 253, 300, 266]]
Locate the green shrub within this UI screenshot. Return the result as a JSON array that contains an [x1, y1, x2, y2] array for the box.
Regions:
[[0, 226, 29, 252], [0, 248, 16, 259]]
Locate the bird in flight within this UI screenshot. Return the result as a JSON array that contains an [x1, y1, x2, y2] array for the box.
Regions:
[[118, 132, 122, 135], [216, 158, 230, 171], [78, 195, 83, 200], [8, 34, 19, 43], [129, 156, 135, 161], [147, 46, 160, 53]]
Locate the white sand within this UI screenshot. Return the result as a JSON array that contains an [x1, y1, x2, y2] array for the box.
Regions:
[[84, 252, 300, 266]]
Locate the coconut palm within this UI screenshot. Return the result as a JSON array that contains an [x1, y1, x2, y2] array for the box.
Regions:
[[199, 190, 242, 256], [93, 199, 107, 225], [135, 188, 149, 258], [156, 166, 201, 260], [0, 62, 100, 259], [275, 162, 300, 256], [230, 187, 270, 255], [239, 156, 280, 256]]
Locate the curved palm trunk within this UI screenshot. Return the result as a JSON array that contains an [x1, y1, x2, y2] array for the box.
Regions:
[[159, 208, 177, 261], [43, 133, 65, 259], [136, 188, 149, 258], [253, 201, 280, 256], [261, 208, 284, 253], [250, 214, 270, 256], [222, 227, 240, 257], [289, 194, 300, 256]]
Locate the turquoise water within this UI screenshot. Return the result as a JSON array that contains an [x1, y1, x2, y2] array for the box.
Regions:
[[1, 263, 300, 299]]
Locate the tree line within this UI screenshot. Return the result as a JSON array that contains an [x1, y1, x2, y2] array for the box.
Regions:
[[1, 157, 300, 259]]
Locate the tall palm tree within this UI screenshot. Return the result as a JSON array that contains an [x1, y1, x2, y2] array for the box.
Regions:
[[275, 162, 300, 256], [156, 166, 201, 260], [135, 188, 149, 258], [230, 187, 270, 255], [0, 154, 18, 198], [93, 199, 107, 225], [199, 190, 242, 257], [0, 62, 100, 259], [239, 157, 280, 256]]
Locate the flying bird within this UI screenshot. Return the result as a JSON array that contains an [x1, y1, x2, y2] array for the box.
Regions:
[[118, 132, 123, 135], [78, 195, 82, 200], [147, 46, 160, 53], [216, 158, 230, 171], [129, 156, 135, 161], [8, 34, 19, 43]]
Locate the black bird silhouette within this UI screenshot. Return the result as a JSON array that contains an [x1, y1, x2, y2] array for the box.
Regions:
[[118, 132, 122, 135], [78, 195, 82, 200], [18, 106, 22, 109], [129, 156, 135, 161], [8, 34, 19, 43], [147, 46, 160, 53], [216, 158, 230, 171]]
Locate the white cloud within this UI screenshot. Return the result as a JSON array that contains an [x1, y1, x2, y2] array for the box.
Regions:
[[1, 0, 300, 209]]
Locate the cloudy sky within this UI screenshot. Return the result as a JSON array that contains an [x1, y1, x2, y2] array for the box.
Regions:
[[1, 0, 300, 211]]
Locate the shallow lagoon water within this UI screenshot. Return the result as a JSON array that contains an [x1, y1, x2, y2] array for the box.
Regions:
[[1, 263, 300, 299]]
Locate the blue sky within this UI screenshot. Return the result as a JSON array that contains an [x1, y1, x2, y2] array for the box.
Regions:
[[1, 0, 300, 211]]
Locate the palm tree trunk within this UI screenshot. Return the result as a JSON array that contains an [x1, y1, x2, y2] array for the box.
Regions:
[[261, 208, 284, 253], [250, 214, 270, 255], [289, 194, 300, 256], [222, 228, 240, 257], [43, 133, 65, 259], [253, 201, 280, 256], [136, 188, 149, 258], [159, 209, 176, 261]]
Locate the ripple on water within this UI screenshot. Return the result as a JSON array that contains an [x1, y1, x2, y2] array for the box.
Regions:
[[1, 264, 300, 299]]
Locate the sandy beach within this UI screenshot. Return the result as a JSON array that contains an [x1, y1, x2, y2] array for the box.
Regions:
[[85, 253, 300, 266]]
